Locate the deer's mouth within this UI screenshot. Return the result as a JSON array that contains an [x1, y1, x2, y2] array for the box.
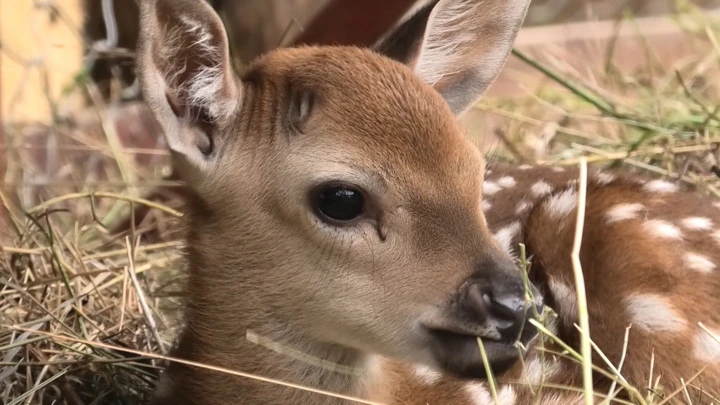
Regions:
[[420, 315, 539, 379], [421, 304, 538, 378]]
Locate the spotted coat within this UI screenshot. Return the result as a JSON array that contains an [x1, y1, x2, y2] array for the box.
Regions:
[[386, 163, 720, 404]]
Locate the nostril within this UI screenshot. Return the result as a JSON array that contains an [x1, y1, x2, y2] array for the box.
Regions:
[[463, 283, 492, 321], [424, 280, 540, 346], [488, 290, 526, 322], [463, 282, 527, 324]]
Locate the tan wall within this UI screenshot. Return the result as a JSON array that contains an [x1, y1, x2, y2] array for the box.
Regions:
[[1, 0, 84, 124], [525, 0, 720, 25]]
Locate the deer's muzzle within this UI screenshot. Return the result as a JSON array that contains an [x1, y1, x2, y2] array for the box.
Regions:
[[419, 260, 544, 379]]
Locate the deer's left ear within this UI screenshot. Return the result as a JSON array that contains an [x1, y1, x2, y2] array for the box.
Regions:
[[137, 0, 240, 170], [373, 0, 531, 115]]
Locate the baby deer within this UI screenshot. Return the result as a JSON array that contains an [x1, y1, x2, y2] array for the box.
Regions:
[[136, 0, 720, 403]]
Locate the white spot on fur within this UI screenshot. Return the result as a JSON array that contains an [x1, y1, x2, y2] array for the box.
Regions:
[[523, 358, 544, 385], [497, 386, 516, 404], [413, 365, 442, 385], [681, 217, 714, 231], [522, 357, 560, 386], [714, 201, 720, 210], [531, 181, 553, 197], [551, 166, 565, 173], [545, 316, 560, 336], [465, 383, 515, 405], [481, 200, 492, 212], [515, 200, 532, 215], [544, 188, 577, 219], [548, 278, 577, 324], [641, 219, 683, 240], [683, 253, 716, 273], [497, 176, 517, 188], [624, 294, 687, 332], [465, 383, 492, 404], [483, 181, 502, 196], [519, 164, 533, 170], [643, 180, 678, 194], [713, 230, 720, 246], [694, 326, 720, 363], [595, 172, 615, 185], [494, 222, 521, 254], [606, 203, 645, 224]]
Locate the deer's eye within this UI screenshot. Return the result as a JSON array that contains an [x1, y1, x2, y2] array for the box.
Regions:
[[313, 184, 365, 224]]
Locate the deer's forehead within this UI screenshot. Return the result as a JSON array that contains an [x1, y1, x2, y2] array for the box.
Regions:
[[252, 47, 456, 132], [327, 127, 484, 191], [358, 147, 485, 211], [249, 47, 485, 193]]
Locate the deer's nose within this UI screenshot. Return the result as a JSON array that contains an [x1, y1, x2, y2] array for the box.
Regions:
[[459, 279, 542, 343], [419, 260, 544, 379]]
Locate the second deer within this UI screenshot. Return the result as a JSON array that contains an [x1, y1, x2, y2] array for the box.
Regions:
[[136, 0, 720, 403]]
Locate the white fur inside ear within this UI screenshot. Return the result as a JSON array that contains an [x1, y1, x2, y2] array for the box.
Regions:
[[411, 0, 531, 112], [415, 0, 529, 84], [182, 17, 225, 115], [415, 0, 479, 86], [163, 16, 237, 121]]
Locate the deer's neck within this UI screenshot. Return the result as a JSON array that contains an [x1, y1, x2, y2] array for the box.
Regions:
[[174, 282, 387, 404], [161, 226, 390, 405]]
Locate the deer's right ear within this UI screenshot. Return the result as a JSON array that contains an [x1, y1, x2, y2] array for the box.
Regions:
[[137, 0, 240, 170], [373, 0, 531, 116]]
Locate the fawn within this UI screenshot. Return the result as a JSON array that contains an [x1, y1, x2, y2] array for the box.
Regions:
[[136, 0, 720, 403]]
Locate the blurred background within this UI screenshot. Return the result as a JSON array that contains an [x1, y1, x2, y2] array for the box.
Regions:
[[2, 0, 720, 221], [2, 0, 720, 403]]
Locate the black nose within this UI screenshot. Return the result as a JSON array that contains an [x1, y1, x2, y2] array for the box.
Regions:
[[459, 278, 543, 343]]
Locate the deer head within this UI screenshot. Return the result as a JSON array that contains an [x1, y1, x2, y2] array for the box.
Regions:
[[136, 0, 539, 397]]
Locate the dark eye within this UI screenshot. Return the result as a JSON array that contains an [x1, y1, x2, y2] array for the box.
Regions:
[[313, 185, 365, 224]]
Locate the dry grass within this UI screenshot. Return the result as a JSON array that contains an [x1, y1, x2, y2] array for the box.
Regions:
[[2, 2, 720, 405], [475, 5, 720, 199], [0, 185, 185, 403]]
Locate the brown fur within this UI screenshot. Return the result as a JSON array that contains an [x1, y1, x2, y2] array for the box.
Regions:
[[136, 0, 720, 404], [152, 46, 492, 405]]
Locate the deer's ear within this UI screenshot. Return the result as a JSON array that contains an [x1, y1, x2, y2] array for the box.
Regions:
[[373, 0, 531, 115], [137, 0, 240, 170]]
